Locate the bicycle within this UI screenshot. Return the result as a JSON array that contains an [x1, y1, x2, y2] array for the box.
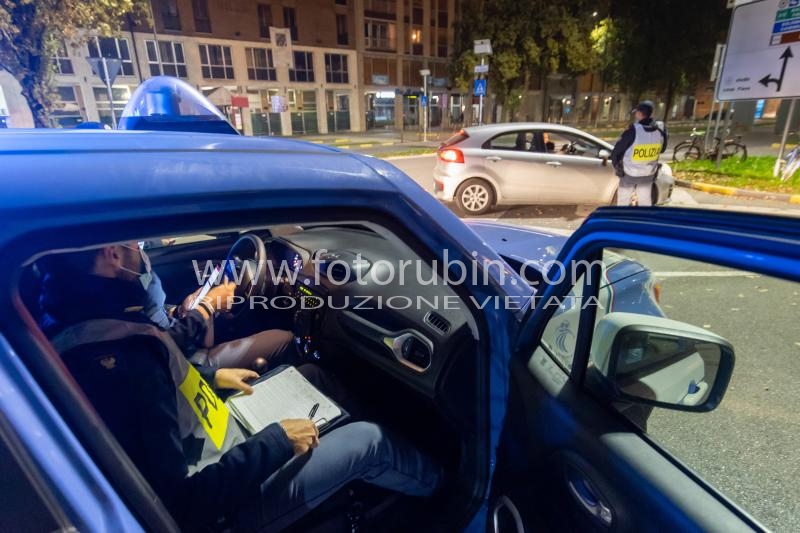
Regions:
[[781, 145, 800, 182], [672, 128, 748, 163]]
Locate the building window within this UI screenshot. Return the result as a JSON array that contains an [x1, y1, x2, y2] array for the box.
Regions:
[[193, 0, 212, 33], [146, 41, 187, 77], [199, 44, 234, 79], [283, 7, 298, 41], [257, 4, 272, 39], [336, 14, 348, 45], [325, 54, 349, 84], [159, 0, 181, 30], [52, 41, 74, 75], [364, 20, 396, 51], [289, 51, 314, 82], [437, 30, 448, 58], [364, 0, 396, 14], [246, 48, 277, 81], [88, 37, 134, 76]]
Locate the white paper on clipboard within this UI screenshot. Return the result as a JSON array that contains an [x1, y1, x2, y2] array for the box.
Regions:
[[226, 366, 342, 435]]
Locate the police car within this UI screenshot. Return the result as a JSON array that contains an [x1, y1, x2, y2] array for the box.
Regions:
[[0, 78, 796, 532]]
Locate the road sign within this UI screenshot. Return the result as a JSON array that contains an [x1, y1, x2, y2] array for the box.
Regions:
[[421, 96, 428, 107], [718, 0, 800, 100], [474, 39, 492, 55], [474, 64, 489, 74], [473, 79, 487, 97], [87, 57, 123, 86]]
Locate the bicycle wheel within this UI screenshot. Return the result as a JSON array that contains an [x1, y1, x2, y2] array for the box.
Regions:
[[673, 143, 701, 162], [722, 142, 747, 162]]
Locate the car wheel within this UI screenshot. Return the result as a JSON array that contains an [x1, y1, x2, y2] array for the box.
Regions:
[[455, 179, 494, 216]]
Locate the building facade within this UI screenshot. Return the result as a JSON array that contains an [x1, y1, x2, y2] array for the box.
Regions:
[[1, 0, 459, 134]]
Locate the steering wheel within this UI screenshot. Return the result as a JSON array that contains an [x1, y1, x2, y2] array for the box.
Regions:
[[224, 234, 267, 317]]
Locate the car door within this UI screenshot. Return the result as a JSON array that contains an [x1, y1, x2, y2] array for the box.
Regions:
[[476, 130, 539, 201], [528, 129, 616, 204], [489, 207, 800, 533]]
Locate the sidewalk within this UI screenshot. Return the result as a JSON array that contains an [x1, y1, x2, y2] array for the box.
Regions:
[[298, 129, 448, 149]]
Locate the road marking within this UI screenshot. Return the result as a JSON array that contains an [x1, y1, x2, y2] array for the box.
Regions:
[[652, 271, 758, 278]]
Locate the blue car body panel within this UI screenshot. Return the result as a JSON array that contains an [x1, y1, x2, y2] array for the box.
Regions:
[[0, 130, 527, 531], [3, 130, 800, 531]]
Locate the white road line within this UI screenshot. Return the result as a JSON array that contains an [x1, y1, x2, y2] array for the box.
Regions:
[[652, 271, 758, 278]]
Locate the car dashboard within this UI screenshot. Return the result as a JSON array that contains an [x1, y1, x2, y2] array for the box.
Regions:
[[266, 226, 474, 397]]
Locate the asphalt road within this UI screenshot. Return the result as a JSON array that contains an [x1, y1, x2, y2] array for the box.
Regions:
[[387, 154, 800, 231], [384, 154, 800, 532]]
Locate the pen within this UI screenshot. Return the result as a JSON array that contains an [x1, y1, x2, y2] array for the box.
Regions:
[[308, 403, 319, 420]]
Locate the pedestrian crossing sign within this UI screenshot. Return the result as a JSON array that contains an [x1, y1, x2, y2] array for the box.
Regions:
[[473, 79, 487, 96]]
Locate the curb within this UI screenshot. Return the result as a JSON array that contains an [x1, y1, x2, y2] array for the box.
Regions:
[[676, 179, 800, 204]]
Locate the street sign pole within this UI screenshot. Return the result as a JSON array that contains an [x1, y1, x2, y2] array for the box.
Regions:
[[423, 74, 428, 142], [775, 98, 798, 177], [473, 39, 492, 127], [102, 57, 117, 128], [420, 68, 430, 142], [478, 57, 485, 126]]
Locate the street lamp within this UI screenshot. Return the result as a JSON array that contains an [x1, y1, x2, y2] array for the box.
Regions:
[[420, 68, 430, 142]]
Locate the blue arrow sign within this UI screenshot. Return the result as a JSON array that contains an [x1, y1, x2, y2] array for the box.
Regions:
[[473, 79, 487, 96], [421, 96, 428, 107]]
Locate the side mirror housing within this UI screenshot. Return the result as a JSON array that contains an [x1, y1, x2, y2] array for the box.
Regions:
[[598, 149, 611, 166], [589, 313, 734, 412]]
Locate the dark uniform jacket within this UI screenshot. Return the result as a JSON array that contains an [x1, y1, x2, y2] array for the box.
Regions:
[[40, 272, 293, 531], [610, 117, 668, 173]]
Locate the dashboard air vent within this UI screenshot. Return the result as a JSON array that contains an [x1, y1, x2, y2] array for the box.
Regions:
[[424, 311, 451, 335]]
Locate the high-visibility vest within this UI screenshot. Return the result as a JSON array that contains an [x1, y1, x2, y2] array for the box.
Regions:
[[623, 123, 664, 178], [51, 319, 248, 474]]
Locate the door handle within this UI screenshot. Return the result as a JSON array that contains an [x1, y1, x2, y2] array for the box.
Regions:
[[485, 156, 502, 162], [491, 495, 524, 533], [546, 161, 562, 167], [567, 475, 613, 526]]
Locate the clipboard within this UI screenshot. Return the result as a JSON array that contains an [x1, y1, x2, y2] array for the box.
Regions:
[[226, 365, 349, 436]]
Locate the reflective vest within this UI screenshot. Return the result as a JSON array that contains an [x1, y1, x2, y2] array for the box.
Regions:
[[50, 319, 247, 475], [622, 123, 664, 178]]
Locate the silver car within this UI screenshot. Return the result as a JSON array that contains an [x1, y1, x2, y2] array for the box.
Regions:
[[433, 123, 674, 215]]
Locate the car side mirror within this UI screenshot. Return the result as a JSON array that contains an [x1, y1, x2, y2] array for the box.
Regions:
[[590, 313, 734, 412], [598, 149, 611, 166]]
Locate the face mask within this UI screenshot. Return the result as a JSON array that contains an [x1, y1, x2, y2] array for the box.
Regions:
[[142, 271, 173, 328], [120, 243, 153, 290]]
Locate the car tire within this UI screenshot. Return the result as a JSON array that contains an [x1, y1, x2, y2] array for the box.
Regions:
[[454, 178, 494, 216]]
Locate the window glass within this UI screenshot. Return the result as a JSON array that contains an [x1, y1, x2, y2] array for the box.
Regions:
[[584, 248, 800, 531], [199, 44, 235, 79], [539, 131, 602, 158], [485, 131, 534, 151], [88, 37, 134, 76]]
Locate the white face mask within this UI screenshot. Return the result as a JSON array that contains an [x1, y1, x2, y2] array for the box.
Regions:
[[120, 244, 153, 290]]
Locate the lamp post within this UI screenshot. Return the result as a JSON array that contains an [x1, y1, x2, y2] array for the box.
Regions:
[[420, 68, 430, 142]]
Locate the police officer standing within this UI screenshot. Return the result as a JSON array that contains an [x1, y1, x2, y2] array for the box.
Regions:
[[610, 100, 667, 206]]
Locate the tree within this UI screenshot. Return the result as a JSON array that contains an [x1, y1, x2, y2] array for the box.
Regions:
[[604, 0, 730, 123], [450, 0, 607, 122], [0, 0, 148, 127]]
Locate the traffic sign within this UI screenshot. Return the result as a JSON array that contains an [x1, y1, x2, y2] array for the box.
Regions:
[[474, 39, 492, 55], [87, 57, 123, 86], [421, 96, 428, 107], [474, 64, 489, 74], [718, 0, 800, 100], [473, 79, 487, 96]]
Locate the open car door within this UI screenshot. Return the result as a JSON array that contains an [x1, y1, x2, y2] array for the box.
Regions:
[[489, 207, 800, 533]]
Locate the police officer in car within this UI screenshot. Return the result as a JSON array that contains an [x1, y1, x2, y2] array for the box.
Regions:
[[610, 100, 668, 206], [38, 243, 441, 532]]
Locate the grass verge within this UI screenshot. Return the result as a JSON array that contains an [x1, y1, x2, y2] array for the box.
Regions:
[[374, 148, 438, 159], [672, 156, 800, 194]]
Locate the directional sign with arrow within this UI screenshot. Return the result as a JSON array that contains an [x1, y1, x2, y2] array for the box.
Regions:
[[718, 0, 800, 101], [759, 46, 794, 91]]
